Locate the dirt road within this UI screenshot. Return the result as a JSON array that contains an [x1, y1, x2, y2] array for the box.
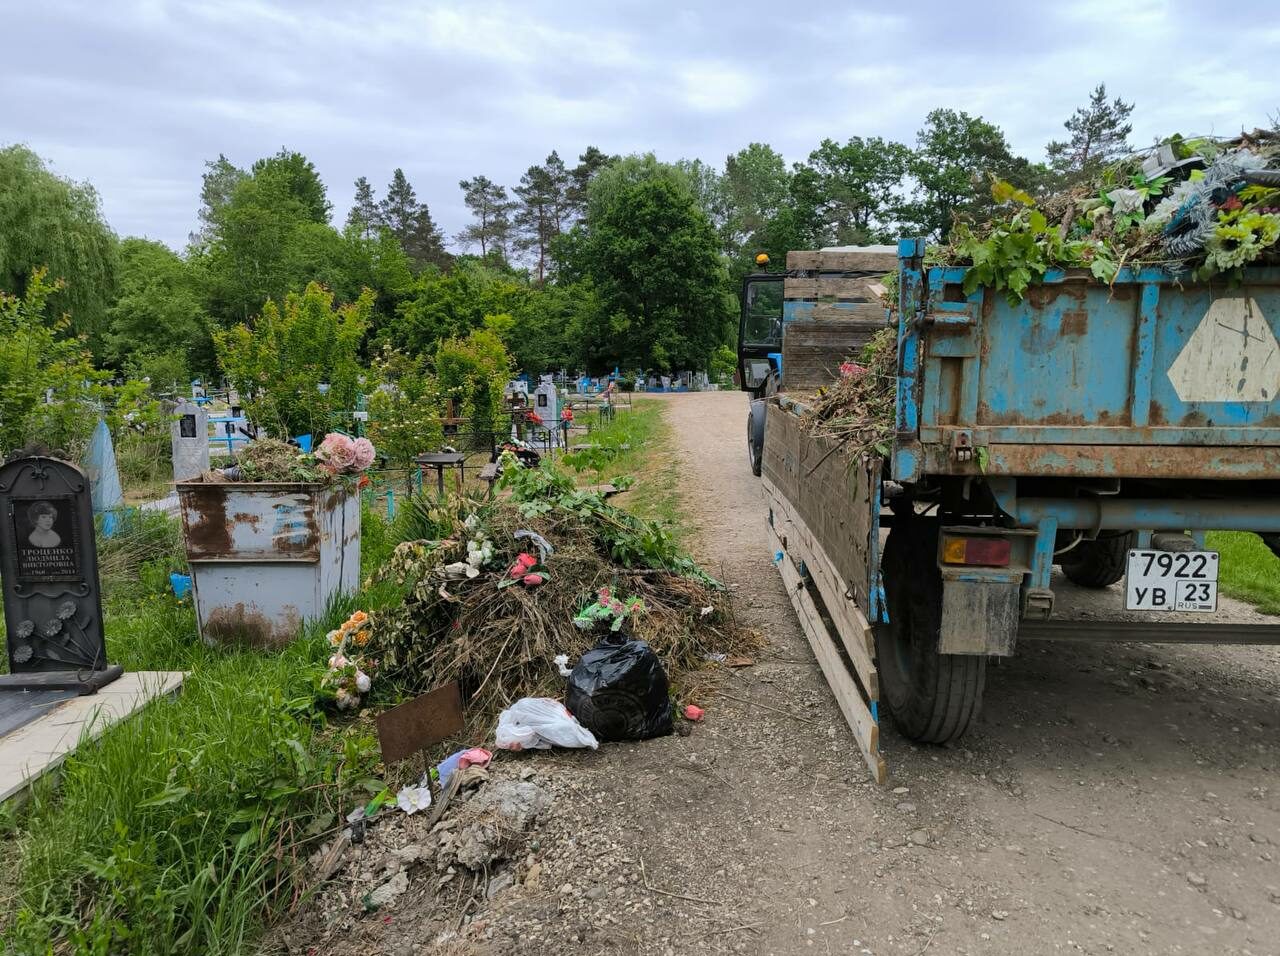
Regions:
[[655, 389, 1280, 956], [284, 391, 1280, 956]]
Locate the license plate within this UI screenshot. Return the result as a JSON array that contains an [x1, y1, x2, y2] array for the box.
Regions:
[[1124, 549, 1218, 612]]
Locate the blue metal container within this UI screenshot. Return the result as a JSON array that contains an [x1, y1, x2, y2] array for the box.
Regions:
[[894, 238, 1280, 483]]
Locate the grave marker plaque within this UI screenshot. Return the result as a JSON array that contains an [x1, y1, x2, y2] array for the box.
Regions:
[[0, 457, 120, 692]]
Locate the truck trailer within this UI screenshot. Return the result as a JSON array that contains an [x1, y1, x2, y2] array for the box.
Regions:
[[739, 242, 1280, 781]]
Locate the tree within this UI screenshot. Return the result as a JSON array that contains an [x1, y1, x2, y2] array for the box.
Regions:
[[457, 175, 513, 258], [723, 143, 792, 255], [214, 282, 370, 438], [1046, 84, 1135, 182], [0, 268, 108, 456], [192, 154, 247, 245], [251, 148, 331, 224], [569, 155, 732, 372], [433, 328, 512, 441], [105, 238, 210, 382], [902, 109, 1035, 240], [346, 176, 380, 239], [0, 145, 118, 342], [801, 136, 912, 244], [380, 169, 449, 271], [567, 146, 613, 219], [367, 348, 443, 490], [197, 152, 384, 326], [385, 260, 527, 353], [514, 153, 571, 282]]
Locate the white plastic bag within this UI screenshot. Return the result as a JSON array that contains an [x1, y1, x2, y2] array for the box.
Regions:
[[495, 697, 599, 751]]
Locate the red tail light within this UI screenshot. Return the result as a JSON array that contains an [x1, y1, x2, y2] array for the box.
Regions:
[[942, 535, 1012, 567]]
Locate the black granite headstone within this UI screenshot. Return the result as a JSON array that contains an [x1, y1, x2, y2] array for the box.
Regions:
[[0, 457, 121, 693]]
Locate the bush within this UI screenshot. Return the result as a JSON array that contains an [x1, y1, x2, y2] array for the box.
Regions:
[[215, 282, 370, 439]]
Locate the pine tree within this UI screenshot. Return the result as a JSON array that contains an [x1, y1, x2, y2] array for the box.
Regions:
[[1046, 84, 1135, 182], [457, 175, 513, 258], [346, 176, 380, 239], [380, 169, 449, 271], [568, 146, 612, 219], [514, 154, 571, 282]]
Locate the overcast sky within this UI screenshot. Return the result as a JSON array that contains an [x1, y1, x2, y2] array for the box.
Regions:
[[3, 0, 1278, 252]]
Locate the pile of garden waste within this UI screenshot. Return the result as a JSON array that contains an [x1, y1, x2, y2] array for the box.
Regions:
[[359, 454, 756, 723], [945, 127, 1280, 303], [805, 126, 1280, 459]]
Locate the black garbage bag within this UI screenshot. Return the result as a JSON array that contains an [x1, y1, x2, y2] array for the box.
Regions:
[[566, 634, 672, 741]]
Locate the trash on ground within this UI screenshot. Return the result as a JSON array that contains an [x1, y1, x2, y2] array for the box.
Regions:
[[495, 697, 599, 750], [683, 704, 705, 722], [566, 632, 674, 741], [436, 746, 493, 788]]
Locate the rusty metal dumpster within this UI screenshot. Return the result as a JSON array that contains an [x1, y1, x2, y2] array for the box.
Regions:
[[175, 479, 361, 646]]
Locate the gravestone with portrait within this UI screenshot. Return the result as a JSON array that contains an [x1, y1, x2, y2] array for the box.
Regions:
[[0, 456, 121, 693], [171, 400, 210, 482], [532, 377, 559, 447]]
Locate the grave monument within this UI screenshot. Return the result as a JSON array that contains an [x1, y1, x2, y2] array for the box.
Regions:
[[0, 456, 121, 693], [171, 400, 209, 481]]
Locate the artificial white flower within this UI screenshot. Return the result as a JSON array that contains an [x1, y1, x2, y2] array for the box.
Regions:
[[396, 784, 432, 815], [355, 670, 371, 693]]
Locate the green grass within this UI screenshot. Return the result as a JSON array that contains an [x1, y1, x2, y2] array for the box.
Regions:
[[560, 399, 682, 531], [3, 505, 403, 955], [1207, 531, 1280, 615]]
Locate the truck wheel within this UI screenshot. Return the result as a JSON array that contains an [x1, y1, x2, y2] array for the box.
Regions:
[[877, 517, 986, 744], [747, 400, 766, 477], [1059, 532, 1133, 588]]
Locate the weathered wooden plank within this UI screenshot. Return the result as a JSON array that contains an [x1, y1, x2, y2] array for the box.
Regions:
[[786, 249, 900, 272], [782, 319, 884, 389], [784, 277, 882, 300], [761, 402, 879, 612], [811, 301, 886, 323], [764, 476, 877, 694], [769, 520, 886, 784]]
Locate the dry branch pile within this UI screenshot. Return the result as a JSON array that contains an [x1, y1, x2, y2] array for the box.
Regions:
[[366, 464, 756, 721], [802, 328, 898, 461]]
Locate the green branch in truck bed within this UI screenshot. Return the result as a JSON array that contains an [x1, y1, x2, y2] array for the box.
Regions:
[[941, 128, 1280, 302]]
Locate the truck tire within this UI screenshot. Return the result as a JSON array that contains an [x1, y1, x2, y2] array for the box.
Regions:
[[747, 401, 766, 477], [877, 517, 986, 744], [1059, 532, 1133, 588]]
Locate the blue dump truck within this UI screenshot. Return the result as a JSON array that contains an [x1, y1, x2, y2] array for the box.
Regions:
[[740, 243, 1280, 782]]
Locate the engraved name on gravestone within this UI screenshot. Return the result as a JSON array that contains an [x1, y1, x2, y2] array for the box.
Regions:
[[0, 456, 119, 691]]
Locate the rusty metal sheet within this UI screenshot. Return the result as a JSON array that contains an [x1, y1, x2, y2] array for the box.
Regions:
[[376, 682, 464, 764], [919, 441, 1280, 480]]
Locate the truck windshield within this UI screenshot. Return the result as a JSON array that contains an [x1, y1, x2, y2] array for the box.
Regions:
[[742, 278, 784, 347]]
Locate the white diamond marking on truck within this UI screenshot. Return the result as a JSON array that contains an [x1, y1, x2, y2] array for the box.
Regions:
[[1167, 297, 1280, 403]]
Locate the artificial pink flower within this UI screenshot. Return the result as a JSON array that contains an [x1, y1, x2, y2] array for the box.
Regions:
[[598, 586, 611, 601], [352, 437, 376, 470], [516, 553, 537, 568], [316, 433, 357, 471], [508, 564, 525, 580], [839, 362, 867, 379], [522, 573, 545, 587]]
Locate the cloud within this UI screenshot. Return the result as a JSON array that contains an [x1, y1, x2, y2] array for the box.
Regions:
[[3, 0, 1279, 250]]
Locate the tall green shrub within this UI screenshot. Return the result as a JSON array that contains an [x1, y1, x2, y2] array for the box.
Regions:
[[0, 268, 108, 456], [215, 282, 370, 439]]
